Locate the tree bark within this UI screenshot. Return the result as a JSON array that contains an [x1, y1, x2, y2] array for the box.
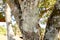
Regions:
[[5, 3, 15, 40], [6, 0, 41, 40], [44, 0, 60, 40]]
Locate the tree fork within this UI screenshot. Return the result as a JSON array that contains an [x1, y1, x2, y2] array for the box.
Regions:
[[6, 0, 41, 40]]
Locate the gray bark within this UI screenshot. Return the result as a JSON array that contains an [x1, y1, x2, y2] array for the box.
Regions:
[[6, 0, 41, 40], [44, 0, 60, 40]]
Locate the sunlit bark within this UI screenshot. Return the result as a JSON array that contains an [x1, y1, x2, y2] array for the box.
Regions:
[[5, 3, 15, 40]]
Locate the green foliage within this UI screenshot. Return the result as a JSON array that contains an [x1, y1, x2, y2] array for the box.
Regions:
[[0, 26, 6, 35], [0, 12, 4, 18], [38, 0, 56, 25], [38, 0, 56, 9], [38, 0, 56, 15], [3, 0, 6, 3]]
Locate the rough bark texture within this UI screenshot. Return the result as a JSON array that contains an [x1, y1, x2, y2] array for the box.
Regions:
[[6, 0, 40, 40], [44, 0, 60, 40]]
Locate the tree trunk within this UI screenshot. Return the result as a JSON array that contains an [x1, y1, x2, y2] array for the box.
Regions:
[[5, 3, 15, 40], [6, 0, 41, 40], [44, 0, 60, 40]]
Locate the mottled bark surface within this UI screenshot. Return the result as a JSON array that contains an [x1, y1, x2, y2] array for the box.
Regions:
[[6, 0, 40, 40], [20, 0, 40, 40], [44, 0, 60, 40]]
